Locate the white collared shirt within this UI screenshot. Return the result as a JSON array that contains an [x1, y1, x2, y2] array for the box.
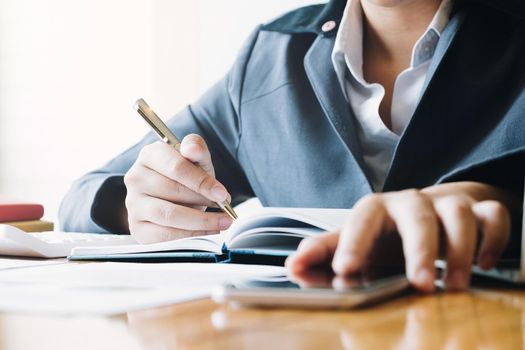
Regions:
[[331, 0, 453, 190]]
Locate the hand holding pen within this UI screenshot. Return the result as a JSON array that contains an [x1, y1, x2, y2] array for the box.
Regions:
[[123, 98, 237, 244]]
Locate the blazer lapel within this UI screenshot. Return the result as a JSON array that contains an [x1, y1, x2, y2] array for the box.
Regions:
[[384, 7, 525, 191], [304, 35, 372, 192], [384, 13, 466, 191]]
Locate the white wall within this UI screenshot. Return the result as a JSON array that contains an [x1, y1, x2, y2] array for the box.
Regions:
[[0, 0, 321, 227], [197, 0, 323, 90]]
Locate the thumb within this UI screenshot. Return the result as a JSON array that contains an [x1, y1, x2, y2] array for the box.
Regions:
[[179, 134, 215, 177]]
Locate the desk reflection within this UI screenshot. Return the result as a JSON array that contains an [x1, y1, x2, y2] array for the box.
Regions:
[[125, 286, 525, 350]]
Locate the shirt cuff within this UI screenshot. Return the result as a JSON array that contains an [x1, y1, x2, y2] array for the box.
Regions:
[[91, 175, 129, 234]]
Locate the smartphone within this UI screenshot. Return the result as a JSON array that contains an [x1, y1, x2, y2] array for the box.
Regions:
[[212, 268, 409, 309]]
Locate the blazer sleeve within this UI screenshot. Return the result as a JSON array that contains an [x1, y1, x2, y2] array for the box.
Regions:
[[58, 28, 261, 233]]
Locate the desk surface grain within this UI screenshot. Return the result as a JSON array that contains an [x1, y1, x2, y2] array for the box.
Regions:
[[0, 288, 524, 350]]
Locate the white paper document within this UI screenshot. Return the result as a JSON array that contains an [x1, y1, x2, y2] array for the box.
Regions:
[[0, 257, 66, 270], [0, 262, 285, 315]]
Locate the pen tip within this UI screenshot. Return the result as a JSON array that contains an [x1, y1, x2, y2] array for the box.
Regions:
[[223, 203, 238, 220]]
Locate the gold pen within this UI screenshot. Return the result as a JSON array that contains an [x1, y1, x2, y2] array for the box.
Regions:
[[134, 98, 238, 220]]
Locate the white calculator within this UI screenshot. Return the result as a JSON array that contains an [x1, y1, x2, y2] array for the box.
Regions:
[[0, 224, 136, 258]]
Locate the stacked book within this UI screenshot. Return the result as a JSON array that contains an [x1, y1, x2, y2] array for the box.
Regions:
[[0, 195, 53, 232]]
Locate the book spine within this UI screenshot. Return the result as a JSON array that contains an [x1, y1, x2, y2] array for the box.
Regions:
[[2, 220, 54, 232], [224, 249, 290, 266], [0, 204, 44, 222]]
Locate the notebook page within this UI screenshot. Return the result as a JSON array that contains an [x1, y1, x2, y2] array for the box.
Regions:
[[227, 227, 321, 250], [223, 207, 350, 246], [71, 234, 223, 256]]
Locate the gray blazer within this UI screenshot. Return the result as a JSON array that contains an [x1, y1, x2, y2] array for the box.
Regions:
[[59, 0, 525, 252]]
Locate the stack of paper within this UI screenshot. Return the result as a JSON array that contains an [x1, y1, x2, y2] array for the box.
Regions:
[[0, 261, 285, 315]]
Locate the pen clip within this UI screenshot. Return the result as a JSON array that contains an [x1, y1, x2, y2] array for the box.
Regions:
[[134, 99, 181, 148]]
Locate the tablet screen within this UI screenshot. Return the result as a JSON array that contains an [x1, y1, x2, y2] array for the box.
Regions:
[[230, 266, 406, 293]]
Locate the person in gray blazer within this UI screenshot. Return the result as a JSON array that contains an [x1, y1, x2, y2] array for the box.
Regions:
[[60, 0, 525, 292]]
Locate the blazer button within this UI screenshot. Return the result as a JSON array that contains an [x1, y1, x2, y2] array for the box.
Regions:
[[321, 20, 336, 32]]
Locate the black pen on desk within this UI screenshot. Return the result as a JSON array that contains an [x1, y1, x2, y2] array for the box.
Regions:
[[133, 98, 238, 220]]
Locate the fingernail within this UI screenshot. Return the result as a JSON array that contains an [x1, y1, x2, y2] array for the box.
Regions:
[[219, 216, 233, 230], [447, 269, 468, 291], [479, 253, 496, 270], [332, 255, 358, 275], [180, 142, 200, 155], [414, 267, 435, 291], [211, 185, 228, 202]]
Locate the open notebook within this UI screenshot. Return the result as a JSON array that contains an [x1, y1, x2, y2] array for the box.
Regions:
[[69, 207, 350, 265]]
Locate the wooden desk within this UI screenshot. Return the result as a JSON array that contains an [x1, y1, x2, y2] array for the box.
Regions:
[[0, 288, 524, 349]]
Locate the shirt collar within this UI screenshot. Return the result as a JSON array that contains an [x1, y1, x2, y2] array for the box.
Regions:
[[412, 0, 454, 66], [332, 0, 454, 87]]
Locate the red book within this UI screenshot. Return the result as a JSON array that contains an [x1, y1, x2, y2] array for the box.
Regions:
[[0, 195, 44, 222]]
